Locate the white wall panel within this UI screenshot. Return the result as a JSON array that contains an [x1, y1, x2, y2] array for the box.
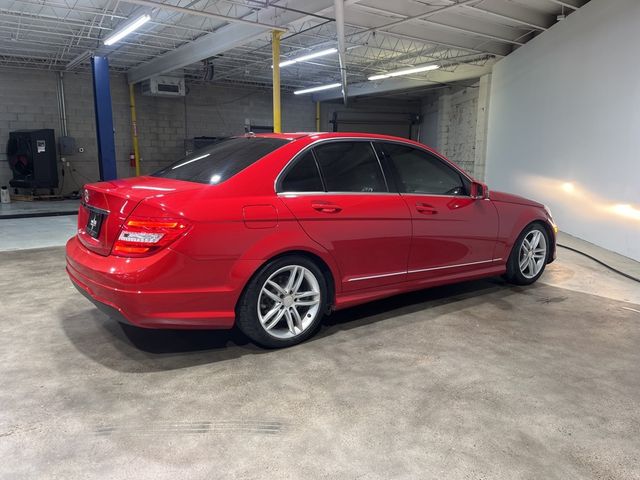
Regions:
[[486, 0, 640, 260]]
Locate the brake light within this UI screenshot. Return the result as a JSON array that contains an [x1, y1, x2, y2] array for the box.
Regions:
[[112, 217, 190, 257], [125, 219, 180, 229]]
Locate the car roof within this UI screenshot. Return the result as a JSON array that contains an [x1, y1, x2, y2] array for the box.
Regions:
[[253, 132, 421, 143]]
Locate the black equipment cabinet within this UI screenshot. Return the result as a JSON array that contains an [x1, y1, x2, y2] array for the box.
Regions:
[[6, 129, 58, 190]]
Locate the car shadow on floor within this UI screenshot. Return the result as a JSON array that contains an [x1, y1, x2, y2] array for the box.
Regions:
[[60, 277, 517, 373]]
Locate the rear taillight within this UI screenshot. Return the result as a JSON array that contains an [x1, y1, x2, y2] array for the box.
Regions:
[[112, 217, 190, 257]]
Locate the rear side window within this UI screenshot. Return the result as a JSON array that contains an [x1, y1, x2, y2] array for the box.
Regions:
[[381, 142, 469, 195], [280, 151, 324, 192], [313, 141, 387, 193], [154, 137, 290, 184]]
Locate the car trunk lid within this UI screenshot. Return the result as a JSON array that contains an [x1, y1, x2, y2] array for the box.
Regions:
[[77, 176, 201, 256]]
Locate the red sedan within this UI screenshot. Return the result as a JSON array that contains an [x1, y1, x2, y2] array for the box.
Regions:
[[66, 133, 557, 348]]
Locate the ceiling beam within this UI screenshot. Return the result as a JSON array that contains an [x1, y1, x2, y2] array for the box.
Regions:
[[118, 0, 286, 31], [461, 0, 551, 30], [415, 19, 524, 46], [350, 28, 510, 58], [412, 0, 553, 30], [545, 0, 586, 10], [351, 3, 525, 46], [127, 0, 337, 84], [127, 23, 267, 83], [351, 0, 480, 36], [312, 61, 493, 101]]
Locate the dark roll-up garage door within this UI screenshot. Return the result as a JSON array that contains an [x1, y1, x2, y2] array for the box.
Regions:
[[330, 111, 422, 139]]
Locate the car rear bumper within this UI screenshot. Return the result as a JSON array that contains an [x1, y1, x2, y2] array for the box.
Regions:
[[65, 236, 244, 329]]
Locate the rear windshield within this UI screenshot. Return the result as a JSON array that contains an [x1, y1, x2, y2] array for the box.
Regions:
[[153, 137, 290, 184]]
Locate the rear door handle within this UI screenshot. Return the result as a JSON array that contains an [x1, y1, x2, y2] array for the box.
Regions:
[[311, 202, 342, 213], [415, 202, 438, 215]]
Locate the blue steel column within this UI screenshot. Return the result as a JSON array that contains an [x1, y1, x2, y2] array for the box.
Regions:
[[91, 56, 117, 181]]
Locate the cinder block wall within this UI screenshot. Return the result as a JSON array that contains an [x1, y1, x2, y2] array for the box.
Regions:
[[419, 74, 491, 180], [0, 68, 316, 194], [0, 70, 60, 189], [0, 66, 490, 192]]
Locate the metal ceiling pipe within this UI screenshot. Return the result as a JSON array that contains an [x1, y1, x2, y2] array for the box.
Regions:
[[334, 0, 348, 106], [272, 30, 282, 134], [56, 72, 68, 137]]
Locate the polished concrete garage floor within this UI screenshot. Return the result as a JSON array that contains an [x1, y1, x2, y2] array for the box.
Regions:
[[1, 243, 639, 479]]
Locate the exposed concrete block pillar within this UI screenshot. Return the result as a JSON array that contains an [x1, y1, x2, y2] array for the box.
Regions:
[[473, 73, 492, 181], [436, 90, 452, 154]]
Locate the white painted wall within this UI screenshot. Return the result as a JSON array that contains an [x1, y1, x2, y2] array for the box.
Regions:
[[486, 0, 640, 261]]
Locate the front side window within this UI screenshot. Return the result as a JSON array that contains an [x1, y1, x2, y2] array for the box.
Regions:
[[313, 141, 387, 193], [154, 137, 290, 184], [280, 151, 324, 192], [380, 142, 468, 195]]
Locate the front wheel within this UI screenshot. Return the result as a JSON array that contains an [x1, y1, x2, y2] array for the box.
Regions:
[[236, 256, 327, 348], [504, 224, 549, 285]]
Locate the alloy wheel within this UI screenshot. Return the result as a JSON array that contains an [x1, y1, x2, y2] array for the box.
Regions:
[[518, 229, 547, 279], [257, 265, 322, 339]]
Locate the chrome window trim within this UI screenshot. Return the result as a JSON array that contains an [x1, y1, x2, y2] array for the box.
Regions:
[[275, 137, 402, 194], [277, 191, 401, 197], [347, 258, 503, 282], [400, 192, 474, 199]]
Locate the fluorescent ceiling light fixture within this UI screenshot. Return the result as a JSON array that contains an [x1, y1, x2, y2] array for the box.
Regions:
[[104, 14, 151, 46], [294, 83, 342, 95], [277, 48, 338, 68], [368, 64, 440, 81]]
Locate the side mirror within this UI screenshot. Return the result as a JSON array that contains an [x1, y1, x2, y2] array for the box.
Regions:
[[471, 181, 489, 199]]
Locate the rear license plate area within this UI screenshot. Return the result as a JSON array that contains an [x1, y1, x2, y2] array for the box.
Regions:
[[85, 209, 105, 239]]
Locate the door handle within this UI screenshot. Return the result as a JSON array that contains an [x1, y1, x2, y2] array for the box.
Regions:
[[312, 202, 342, 213], [415, 202, 438, 215]]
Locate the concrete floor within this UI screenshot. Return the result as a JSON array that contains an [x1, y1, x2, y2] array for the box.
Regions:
[[0, 244, 639, 479], [0, 199, 79, 218], [0, 216, 78, 252]]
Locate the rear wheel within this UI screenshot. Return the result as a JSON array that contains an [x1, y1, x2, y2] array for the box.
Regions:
[[236, 256, 327, 348], [504, 223, 549, 285]]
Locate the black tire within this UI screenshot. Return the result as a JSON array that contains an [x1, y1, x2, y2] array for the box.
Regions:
[[504, 222, 550, 285], [236, 255, 328, 348]]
